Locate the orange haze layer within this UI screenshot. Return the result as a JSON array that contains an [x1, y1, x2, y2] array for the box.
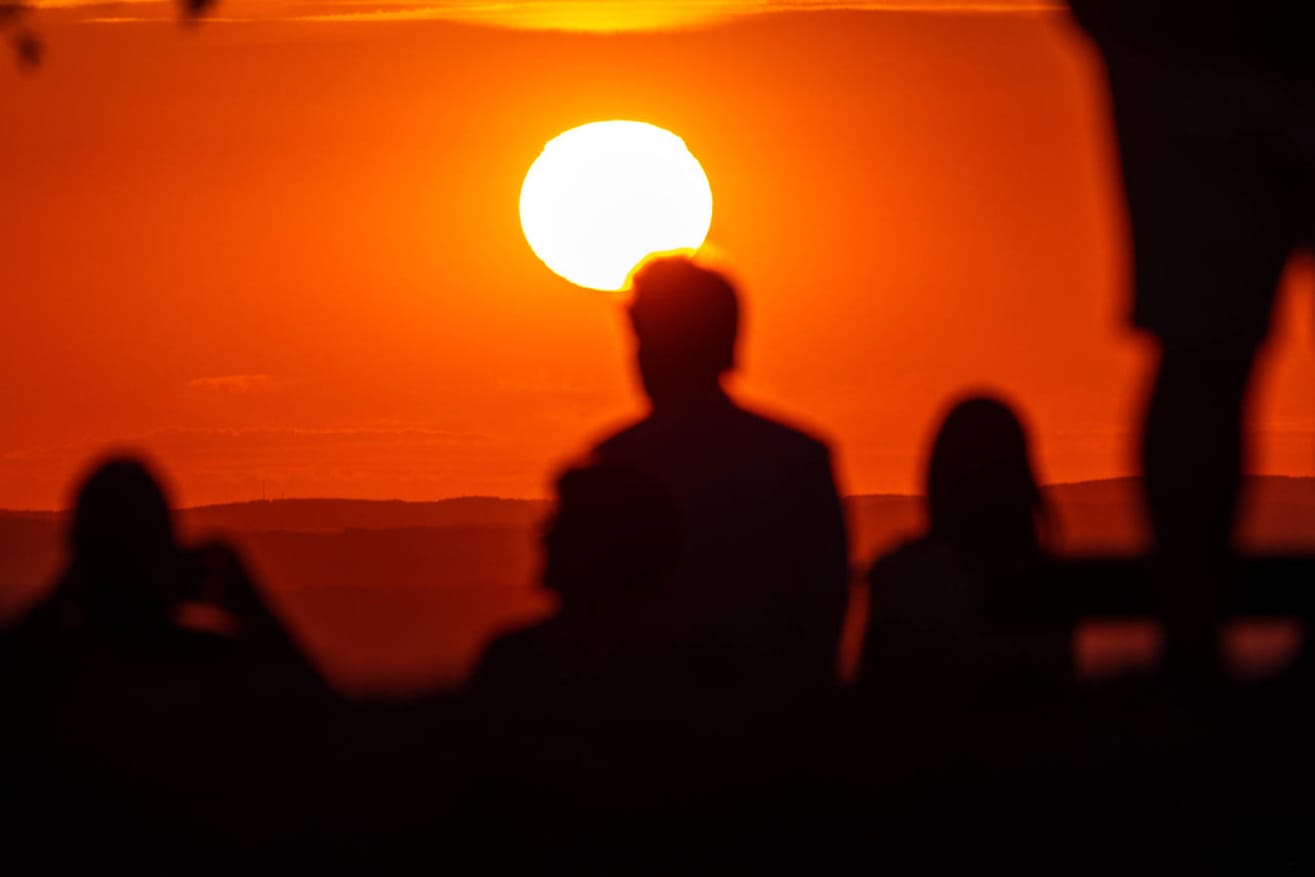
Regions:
[[3, 9, 1315, 508]]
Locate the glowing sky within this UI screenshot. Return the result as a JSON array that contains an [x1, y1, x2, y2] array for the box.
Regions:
[[36, 0, 1058, 27], [4, 0, 1315, 509]]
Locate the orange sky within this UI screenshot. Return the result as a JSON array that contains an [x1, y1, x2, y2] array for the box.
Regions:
[[4, 2, 1315, 508]]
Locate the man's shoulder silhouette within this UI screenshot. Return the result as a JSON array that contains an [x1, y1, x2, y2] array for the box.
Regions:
[[589, 393, 847, 685], [591, 395, 833, 473]]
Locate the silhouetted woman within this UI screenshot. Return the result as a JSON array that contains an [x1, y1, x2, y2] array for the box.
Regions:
[[19, 457, 318, 663], [6, 458, 183, 642], [6, 456, 332, 868], [858, 395, 1069, 705]]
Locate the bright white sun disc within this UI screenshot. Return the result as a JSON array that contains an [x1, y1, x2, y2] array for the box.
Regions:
[[519, 121, 714, 291]]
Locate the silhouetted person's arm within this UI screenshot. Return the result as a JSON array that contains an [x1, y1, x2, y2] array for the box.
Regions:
[[185, 542, 333, 700], [858, 556, 895, 689]]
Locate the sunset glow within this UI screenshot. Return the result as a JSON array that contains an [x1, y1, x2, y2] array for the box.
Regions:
[[7, 7, 1315, 509], [519, 121, 714, 291]]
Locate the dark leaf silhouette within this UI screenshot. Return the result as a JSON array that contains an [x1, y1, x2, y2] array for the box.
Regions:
[[0, 2, 25, 26], [1, 2, 37, 71], [3, 0, 217, 70], [180, 0, 218, 19], [13, 28, 40, 70]]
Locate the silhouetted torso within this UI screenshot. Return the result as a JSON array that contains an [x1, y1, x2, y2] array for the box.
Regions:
[[592, 390, 848, 689], [4, 547, 337, 868], [861, 537, 1068, 707], [472, 611, 689, 698], [468, 462, 744, 728]]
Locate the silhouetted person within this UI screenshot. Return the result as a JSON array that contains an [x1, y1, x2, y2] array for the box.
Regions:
[[17, 458, 321, 679], [10, 458, 183, 640], [588, 255, 849, 693], [464, 464, 716, 867], [859, 396, 1069, 704], [469, 463, 685, 700], [1068, 3, 1315, 678], [4, 456, 332, 868]]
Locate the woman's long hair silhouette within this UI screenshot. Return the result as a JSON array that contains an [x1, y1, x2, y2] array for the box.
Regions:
[[926, 395, 1054, 567]]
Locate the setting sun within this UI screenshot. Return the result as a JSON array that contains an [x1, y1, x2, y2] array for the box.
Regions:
[[519, 120, 714, 291]]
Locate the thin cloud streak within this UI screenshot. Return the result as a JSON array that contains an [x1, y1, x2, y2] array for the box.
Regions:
[[302, 1, 1057, 28], [54, 0, 1060, 28], [187, 374, 278, 394]]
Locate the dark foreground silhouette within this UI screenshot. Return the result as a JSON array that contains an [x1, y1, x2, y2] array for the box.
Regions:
[[1, 459, 337, 870], [5, 256, 1315, 869], [4, 451, 1315, 871], [7, 32, 1315, 855], [1070, 1, 1315, 679]]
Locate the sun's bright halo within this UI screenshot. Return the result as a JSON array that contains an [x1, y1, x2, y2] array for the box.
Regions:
[[519, 121, 714, 291]]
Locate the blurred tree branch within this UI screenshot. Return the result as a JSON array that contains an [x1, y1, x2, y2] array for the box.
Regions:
[[183, 0, 219, 17], [3, 0, 217, 71], [1, 2, 41, 71]]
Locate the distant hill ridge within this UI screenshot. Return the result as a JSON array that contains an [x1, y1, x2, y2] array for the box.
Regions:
[[4, 476, 1315, 539], [178, 496, 552, 535], [5, 476, 1315, 694]]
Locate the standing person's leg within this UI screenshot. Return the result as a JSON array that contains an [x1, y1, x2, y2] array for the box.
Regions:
[[1105, 52, 1295, 681], [1143, 343, 1259, 679]]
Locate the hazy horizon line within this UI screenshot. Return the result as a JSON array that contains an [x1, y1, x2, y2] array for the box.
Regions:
[[34, 472, 1315, 516]]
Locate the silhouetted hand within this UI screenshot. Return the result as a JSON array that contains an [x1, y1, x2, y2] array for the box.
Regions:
[[183, 541, 272, 630]]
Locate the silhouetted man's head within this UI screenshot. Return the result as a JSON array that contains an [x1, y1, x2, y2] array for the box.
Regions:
[[627, 255, 739, 407], [926, 395, 1048, 554], [542, 463, 681, 612], [69, 456, 179, 622]]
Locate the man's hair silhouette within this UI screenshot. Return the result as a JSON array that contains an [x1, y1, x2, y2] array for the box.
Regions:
[[627, 256, 739, 405]]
